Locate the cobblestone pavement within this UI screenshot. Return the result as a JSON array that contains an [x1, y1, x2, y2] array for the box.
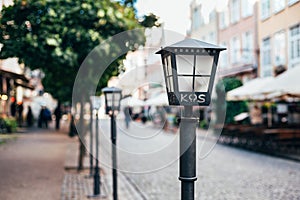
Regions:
[[0, 127, 68, 200], [61, 172, 93, 200], [60, 170, 148, 200], [94, 119, 300, 200], [62, 135, 147, 200]]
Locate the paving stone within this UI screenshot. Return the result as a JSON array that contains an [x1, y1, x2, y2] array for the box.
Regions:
[[62, 120, 300, 199]]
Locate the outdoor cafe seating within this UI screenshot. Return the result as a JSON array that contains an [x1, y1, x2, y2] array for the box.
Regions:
[[219, 66, 300, 155]]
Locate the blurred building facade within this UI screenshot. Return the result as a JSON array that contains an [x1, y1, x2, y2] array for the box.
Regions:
[[0, 58, 34, 115], [189, 0, 218, 44], [0, 0, 36, 116], [218, 0, 259, 82], [117, 27, 166, 101], [188, 0, 300, 81], [258, 0, 300, 77], [189, 0, 259, 82], [189, 0, 300, 127]]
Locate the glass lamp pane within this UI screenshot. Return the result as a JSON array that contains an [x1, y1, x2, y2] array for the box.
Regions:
[[195, 55, 214, 75], [178, 77, 193, 92], [113, 93, 121, 102], [164, 55, 173, 76], [165, 77, 170, 92], [164, 58, 169, 75], [106, 94, 113, 106], [112, 93, 121, 107], [194, 77, 210, 92], [113, 100, 119, 108], [107, 101, 113, 107], [168, 77, 174, 92], [176, 55, 194, 74], [106, 93, 113, 100]]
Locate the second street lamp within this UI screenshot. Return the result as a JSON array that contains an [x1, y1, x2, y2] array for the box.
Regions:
[[102, 87, 122, 200], [89, 96, 102, 196], [156, 38, 226, 200]]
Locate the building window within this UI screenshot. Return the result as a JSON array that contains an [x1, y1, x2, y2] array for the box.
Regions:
[[208, 32, 216, 44], [230, 0, 240, 24], [242, 31, 254, 63], [231, 36, 241, 64], [209, 11, 216, 23], [273, 31, 286, 66], [219, 8, 229, 29], [219, 42, 228, 68], [261, 37, 272, 77], [289, 24, 300, 68], [261, 0, 271, 20], [242, 0, 253, 18], [192, 7, 201, 30], [274, 0, 286, 13], [288, 0, 300, 6]]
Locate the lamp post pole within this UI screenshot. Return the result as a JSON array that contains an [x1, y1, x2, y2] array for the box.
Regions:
[[102, 87, 123, 200], [111, 112, 118, 200], [89, 106, 94, 177], [93, 111, 101, 195], [179, 106, 198, 200]]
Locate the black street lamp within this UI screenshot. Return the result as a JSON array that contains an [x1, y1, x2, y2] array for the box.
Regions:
[[88, 98, 94, 178], [156, 38, 226, 200], [102, 87, 122, 200], [88, 95, 102, 197]]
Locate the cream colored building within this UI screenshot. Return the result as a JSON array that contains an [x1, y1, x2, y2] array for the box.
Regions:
[[188, 0, 218, 44], [189, 0, 259, 83], [217, 0, 259, 82], [258, 0, 300, 77]]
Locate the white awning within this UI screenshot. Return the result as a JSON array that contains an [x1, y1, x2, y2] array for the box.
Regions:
[[145, 93, 169, 106], [121, 96, 145, 107], [257, 66, 300, 98], [226, 77, 274, 101]]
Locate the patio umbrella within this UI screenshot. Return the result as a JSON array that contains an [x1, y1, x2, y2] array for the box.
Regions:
[[257, 66, 300, 99], [226, 77, 274, 101], [121, 96, 145, 107], [145, 93, 169, 106]]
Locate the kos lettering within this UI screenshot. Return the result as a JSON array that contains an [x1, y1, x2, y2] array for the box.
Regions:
[[180, 94, 206, 103]]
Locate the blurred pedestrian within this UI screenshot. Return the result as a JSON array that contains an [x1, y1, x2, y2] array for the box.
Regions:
[[54, 102, 62, 130], [174, 110, 181, 128], [69, 114, 78, 137], [10, 98, 16, 117], [17, 102, 24, 127], [26, 105, 34, 127], [140, 108, 147, 124], [38, 106, 51, 128], [250, 105, 262, 126], [158, 107, 168, 130], [123, 106, 132, 129]]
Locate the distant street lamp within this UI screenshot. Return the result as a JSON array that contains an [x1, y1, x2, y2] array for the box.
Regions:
[[89, 95, 102, 197], [102, 87, 122, 200], [156, 38, 226, 200]]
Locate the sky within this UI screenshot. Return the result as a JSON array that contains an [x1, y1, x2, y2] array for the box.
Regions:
[[135, 0, 193, 35]]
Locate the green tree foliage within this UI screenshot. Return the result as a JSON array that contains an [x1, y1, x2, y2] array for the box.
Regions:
[[218, 77, 243, 92], [215, 77, 248, 124], [119, 0, 137, 8], [0, 0, 159, 102], [140, 13, 160, 28]]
